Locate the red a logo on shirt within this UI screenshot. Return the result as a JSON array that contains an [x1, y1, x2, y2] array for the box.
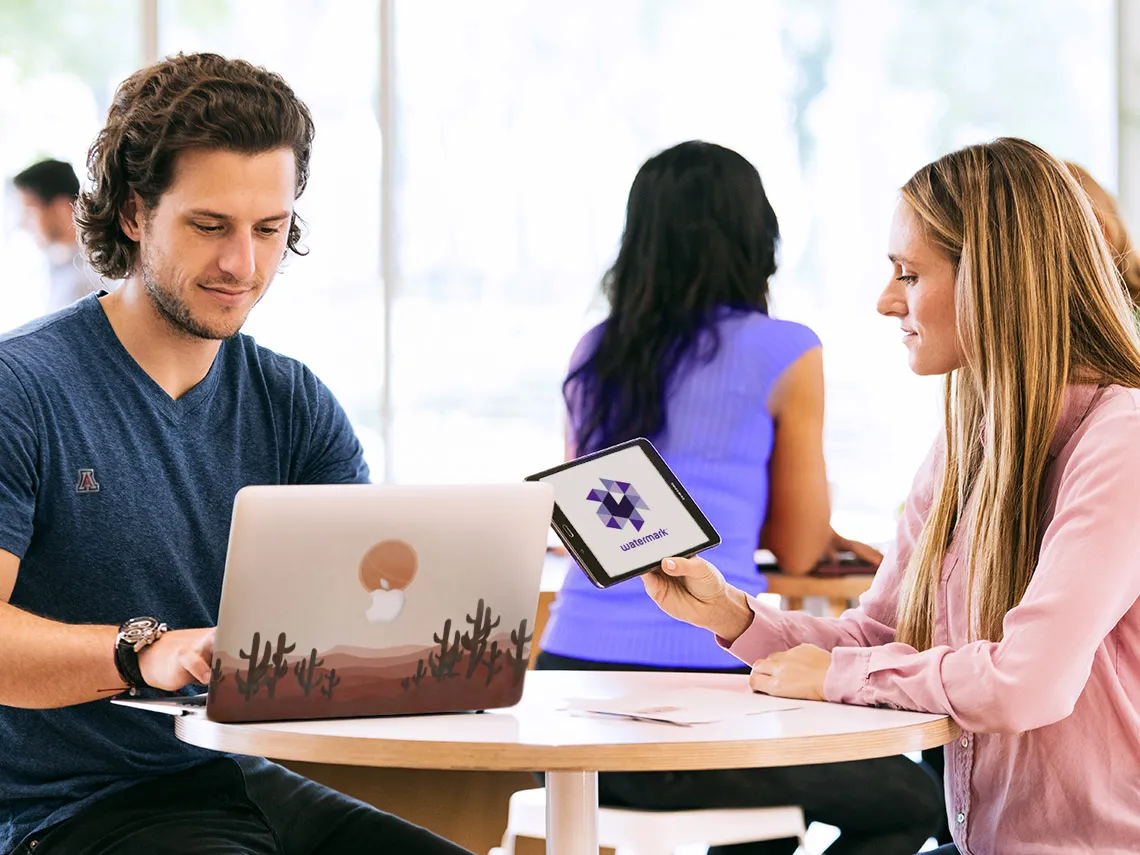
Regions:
[[75, 469, 101, 494]]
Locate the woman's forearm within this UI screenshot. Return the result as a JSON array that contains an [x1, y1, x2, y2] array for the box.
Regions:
[[705, 586, 756, 643]]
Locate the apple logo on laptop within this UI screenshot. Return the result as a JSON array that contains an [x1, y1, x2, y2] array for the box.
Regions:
[[359, 539, 418, 623]]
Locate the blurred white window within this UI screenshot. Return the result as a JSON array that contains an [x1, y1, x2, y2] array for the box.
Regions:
[[0, 0, 140, 324], [0, 0, 1114, 537]]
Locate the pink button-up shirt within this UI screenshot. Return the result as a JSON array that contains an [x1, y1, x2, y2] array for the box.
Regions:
[[726, 384, 1140, 854]]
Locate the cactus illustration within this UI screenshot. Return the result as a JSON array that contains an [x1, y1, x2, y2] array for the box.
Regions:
[[210, 657, 225, 689], [401, 658, 429, 692], [428, 618, 463, 681], [294, 648, 325, 696], [264, 633, 296, 698], [483, 640, 504, 685], [321, 668, 342, 700], [235, 631, 272, 701], [507, 618, 533, 682], [461, 599, 501, 678]]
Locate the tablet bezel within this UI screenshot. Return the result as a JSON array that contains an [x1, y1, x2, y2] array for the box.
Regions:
[[525, 437, 721, 588]]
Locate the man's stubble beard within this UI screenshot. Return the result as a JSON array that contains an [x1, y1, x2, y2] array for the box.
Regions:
[[140, 245, 260, 341]]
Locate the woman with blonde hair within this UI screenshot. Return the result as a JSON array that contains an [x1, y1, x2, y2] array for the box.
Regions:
[[643, 137, 1140, 855], [1064, 161, 1140, 310]]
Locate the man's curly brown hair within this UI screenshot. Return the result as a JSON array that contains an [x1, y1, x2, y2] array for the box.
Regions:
[[75, 52, 314, 280]]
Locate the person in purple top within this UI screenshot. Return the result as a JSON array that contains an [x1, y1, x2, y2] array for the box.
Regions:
[[537, 141, 944, 855]]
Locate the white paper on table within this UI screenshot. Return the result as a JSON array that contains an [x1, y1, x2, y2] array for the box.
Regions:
[[564, 687, 802, 726]]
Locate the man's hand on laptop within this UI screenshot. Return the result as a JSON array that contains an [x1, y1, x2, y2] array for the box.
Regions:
[[138, 627, 216, 691]]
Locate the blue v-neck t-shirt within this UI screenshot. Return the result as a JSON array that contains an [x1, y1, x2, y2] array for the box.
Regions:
[[0, 294, 369, 851]]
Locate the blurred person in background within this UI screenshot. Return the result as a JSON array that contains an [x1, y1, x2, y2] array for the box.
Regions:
[[1065, 161, 1140, 324], [537, 140, 944, 855], [12, 159, 103, 311]]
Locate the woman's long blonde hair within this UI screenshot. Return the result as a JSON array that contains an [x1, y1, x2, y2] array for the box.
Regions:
[[1064, 162, 1140, 305], [896, 138, 1140, 650]]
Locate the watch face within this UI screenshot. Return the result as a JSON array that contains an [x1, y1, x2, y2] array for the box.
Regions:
[[120, 617, 160, 644]]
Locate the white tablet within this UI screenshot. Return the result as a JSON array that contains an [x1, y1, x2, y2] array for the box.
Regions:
[[526, 438, 721, 588]]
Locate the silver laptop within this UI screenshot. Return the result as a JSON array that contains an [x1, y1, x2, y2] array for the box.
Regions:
[[123, 483, 553, 723]]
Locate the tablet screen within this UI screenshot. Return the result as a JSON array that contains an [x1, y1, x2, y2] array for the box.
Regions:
[[533, 440, 718, 586]]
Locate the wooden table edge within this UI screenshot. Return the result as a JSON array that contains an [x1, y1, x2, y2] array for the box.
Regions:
[[759, 572, 877, 598], [176, 714, 960, 772]]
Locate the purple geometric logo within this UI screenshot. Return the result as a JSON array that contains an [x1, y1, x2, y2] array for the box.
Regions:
[[586, 479, 650, 531]]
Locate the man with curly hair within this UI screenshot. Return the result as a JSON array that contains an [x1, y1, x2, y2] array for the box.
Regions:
[[0, 53, 471, 855]]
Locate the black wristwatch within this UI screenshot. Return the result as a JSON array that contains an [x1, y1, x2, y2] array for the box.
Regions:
[[114, 616, 168, 696]]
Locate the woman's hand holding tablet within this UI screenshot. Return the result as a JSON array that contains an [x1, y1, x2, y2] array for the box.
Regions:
[[641, 555, 756, 643], [525, 438, 721, 588]]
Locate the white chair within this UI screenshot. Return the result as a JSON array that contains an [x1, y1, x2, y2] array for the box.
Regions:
[[490, 787, 806, 855]]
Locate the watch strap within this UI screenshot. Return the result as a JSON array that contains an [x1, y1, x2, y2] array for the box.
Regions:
[[114, 638, 147, 692], [114, 617, 165, 693]]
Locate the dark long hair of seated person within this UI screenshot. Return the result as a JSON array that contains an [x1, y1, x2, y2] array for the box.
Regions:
[[568, 140, 779, 457]]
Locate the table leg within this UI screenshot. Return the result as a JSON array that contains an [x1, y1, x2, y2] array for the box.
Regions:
[[545, 770, 598, 855]]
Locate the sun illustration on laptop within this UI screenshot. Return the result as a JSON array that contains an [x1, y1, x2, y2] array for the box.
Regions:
[[359, 539, 418, 623]]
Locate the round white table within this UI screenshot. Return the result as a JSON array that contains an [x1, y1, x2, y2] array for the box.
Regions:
[[175, 670, 959, 855]]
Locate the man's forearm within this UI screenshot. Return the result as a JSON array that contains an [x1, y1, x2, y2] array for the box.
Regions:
[[0, 600, 126, 708]]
